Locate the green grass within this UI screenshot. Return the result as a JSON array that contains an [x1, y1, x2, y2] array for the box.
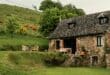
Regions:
[[34, 67, 110, 75], [0, 51, 110, 75], [0, 4, 41, 25], [0, 35, 48, 50]]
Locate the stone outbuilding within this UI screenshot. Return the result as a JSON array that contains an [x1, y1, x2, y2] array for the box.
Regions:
[[48, 11, 110, 67]]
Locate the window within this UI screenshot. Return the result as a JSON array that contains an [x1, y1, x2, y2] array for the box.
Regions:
[[97, 13, 109, 24], [97, 36, 102, 47], [56, 40, 60, 49], [68, 22, 76, 29], [99, 17, 109, 24]]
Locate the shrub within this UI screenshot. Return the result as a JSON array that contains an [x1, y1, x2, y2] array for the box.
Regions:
[[42, 52, 68, 66], [0, 45, 21, 51], [39, 45, 48, 52], [71, 55, 90, 67]]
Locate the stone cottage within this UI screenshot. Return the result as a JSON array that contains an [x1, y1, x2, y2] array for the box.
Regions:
[[48, 11, 110, 67]]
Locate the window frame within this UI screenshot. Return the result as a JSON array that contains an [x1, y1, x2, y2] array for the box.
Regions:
[[68, 22, 76, 29], [97, 36, 102, 47], [99, 17, 109, 25]]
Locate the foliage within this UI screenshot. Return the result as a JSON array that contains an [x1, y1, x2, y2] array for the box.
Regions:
[[39, 8, 60, 36], [39, 0, 85, 36], [0, 44, 21, 51], [0, 4, 41, 37], [39, 0, 63, 11], [43, 52, 68, 66], [71, 55, 90, 67], [8, 52, 44, 65], [38, 44, 49, 52], [63, 4, 85, 16], [5, 15, 20, 34]]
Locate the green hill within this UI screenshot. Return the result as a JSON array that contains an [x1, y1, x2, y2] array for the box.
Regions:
[[0, 4, 48, 51], [0, 4, 41, 25]]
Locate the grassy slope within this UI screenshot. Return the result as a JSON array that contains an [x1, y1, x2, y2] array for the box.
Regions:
[[0, 4, 41, 25], [0, 51, 110, 75], [0, 32, 48, 51], [0, 35, 48, 46]]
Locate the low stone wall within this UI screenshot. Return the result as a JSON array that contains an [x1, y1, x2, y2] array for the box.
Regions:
[[22, 45, 39, 51]]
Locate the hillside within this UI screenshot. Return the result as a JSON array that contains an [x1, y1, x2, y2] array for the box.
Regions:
[[0, 4, 41, 25]]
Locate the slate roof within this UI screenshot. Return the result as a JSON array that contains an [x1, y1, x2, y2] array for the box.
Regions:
[[49, 11, 110, 39]]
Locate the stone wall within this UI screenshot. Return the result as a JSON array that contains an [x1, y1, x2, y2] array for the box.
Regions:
[[105, 32, 110, 48], [106, 54, 110, 68], [76, 35, 105, 55], [76, 34, 105, 66], [48, 39, 64, 51], [48, 39, 56, 51], [105, 32, 110, 68]]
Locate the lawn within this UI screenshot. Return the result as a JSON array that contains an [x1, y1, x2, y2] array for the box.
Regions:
[[33, 67, 110, 75], [0, 51, 110, 75]]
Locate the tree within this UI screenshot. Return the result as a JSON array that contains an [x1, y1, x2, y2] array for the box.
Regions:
[[39, 8, 60, 36], [6, 15, 20, 35], [63, 4, 85, 16], [39, 0, 62, 11], [39, 0, 85, 36]]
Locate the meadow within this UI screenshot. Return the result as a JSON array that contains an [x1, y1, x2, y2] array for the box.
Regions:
[[0, 34, 48, 51], [0, 35, 48, 46]]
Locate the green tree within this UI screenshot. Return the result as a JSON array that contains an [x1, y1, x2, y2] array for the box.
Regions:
[[39, 0, 62, 11], [39, 8, 60, 36], [39, 0, 85, 36], [63, 4, 85, 16], [6, 15, 20, 35]]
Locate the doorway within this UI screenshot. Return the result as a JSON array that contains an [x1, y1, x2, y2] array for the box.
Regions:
[[64, 38, 76, 54]]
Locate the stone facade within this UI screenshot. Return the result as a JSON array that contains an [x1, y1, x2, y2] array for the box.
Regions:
[[106, 54, 110, 68], [76, 35, 105, 54], [48, 33, 110, 67], [105, 32, 110, 48], [49, 39, 71, 53], [48, 40, 56, 51], [105, 32, 110, 68], [76, 34, 105, 66]]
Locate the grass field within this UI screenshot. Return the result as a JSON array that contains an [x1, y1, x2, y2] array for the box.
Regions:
[[0, 34, 48, 51], [0, 35, 48, 46], [0, 51, 110, 75]]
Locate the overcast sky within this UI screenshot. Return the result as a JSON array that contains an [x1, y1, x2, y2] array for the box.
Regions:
[[0, 0, 110, 14]]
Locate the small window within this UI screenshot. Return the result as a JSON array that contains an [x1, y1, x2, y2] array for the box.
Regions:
[[56, 40, 60, 49], [99, 17, 109, 24], [97, 36, 102, 47], [68, 22, 76, 29]]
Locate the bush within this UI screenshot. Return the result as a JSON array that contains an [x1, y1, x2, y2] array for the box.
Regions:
[[39, 45, 48, 52], [8, 52, 45, 66], [0, 45, 21, 51], [43, 52, 68, 66], [71, 55, 90, 67]]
